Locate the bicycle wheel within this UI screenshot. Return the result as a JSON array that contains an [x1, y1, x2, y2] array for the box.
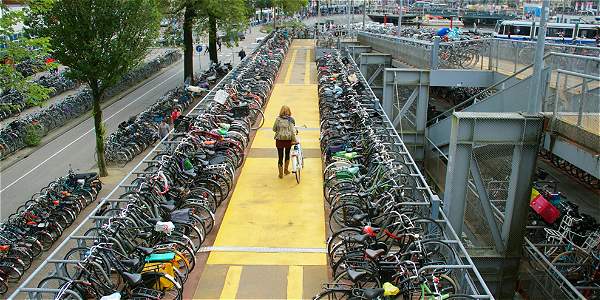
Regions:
[[0, 263, 22, 282], [140, 271, 183, 300], [295, 156, 301, 183], [422, 274, 458, 299], [0, 276, 7, 294], [551, 249, 592, 281], [444, 295, 479, 299], [313, 288, 352, 299], [251, 109, 265, 130]]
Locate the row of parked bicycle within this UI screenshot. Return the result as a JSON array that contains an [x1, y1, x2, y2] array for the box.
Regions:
[[0, 50, 181, 161], [360, 23, 491, 42], [0, 72, 77, 122], [15, 58, 48, 77], [104, 62, 231, 165], [526, 175, 600, 299], [539, 149, 599, 189], [26, 31, 289, 300], [0, 170, 102, 294], [314, 50, 480, 299]]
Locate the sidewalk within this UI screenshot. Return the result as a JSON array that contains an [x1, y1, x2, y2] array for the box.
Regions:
[[189, 40, 328, 299]]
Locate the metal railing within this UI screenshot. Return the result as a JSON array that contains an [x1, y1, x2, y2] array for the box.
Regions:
[[357, 31, 600, 75], [345, 47, 494, 299]]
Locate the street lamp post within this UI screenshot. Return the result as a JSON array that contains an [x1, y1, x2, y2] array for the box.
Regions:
[[397, 0, 403, 36], [528, 0, 549, 114], [362, 0, 368, 30]]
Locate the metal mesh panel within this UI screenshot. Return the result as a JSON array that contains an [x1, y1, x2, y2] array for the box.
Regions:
[[357, 32, 432, 68], [487, 39, 600, 77], [438, 39, 491, 70], [424, 139, 447, 194]]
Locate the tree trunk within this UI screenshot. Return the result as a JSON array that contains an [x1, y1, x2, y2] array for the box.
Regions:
[[90, 81, 108, 177], [183, 5, 195, 83], [316, 1, 320, 17], [208, 14, 218, 64]]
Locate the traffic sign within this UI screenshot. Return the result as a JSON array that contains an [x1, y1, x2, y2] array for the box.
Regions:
[[196, 45, 203, 53]]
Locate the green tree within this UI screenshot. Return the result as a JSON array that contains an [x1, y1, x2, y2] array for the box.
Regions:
[[166, 0, 249, 81], [254, 0, 273, 21], [34, 0, 161, 176], [195, 0, 250, 64], [272, 0, 308, 27], [0, 4, 52, 107]]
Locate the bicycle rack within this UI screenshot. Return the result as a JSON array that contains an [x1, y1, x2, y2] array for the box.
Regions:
[[331, 48, 495, 299], [7, 32, 280, 300]]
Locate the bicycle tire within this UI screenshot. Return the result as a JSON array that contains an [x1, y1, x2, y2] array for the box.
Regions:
[[313, 288, 352, 299], [139, 271, 182, 300], [295, 159, 301, 184], [0, 276, 7, 294], [251, 109, 265, 130]]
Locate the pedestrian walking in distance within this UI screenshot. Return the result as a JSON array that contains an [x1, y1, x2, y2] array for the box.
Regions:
[[217, 38, 222, 52], [272, 105, 297, 178], [238, 48, 246, 60], [158, 117, 170, 140]]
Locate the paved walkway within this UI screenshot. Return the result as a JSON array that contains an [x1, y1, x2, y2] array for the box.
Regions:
[[190, 40, 328, 299]]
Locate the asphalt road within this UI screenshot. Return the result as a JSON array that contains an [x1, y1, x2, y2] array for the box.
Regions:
[[0, 28, 266, 218]]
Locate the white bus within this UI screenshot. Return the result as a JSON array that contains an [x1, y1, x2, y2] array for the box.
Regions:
[[494, 20, 599, 46]]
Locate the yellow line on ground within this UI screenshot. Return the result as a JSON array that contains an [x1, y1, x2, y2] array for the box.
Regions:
[[220, 266, 242, 299], [284, 49, 298, 84], [304, 49, 311, 84], [287, 266, 303, 299]]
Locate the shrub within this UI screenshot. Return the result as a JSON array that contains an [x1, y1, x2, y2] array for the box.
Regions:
[[24, 124, 43, 146]]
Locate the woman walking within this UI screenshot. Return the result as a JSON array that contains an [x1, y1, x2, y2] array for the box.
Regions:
[[272, 105, 296, 178]]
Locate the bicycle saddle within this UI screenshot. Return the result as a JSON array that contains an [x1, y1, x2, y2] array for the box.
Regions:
[[196, 159, 210, 167], [160, 204, 176, 212], [357, 191, 369, 198], [365, 249, 385, 260], [148, 217, 162, 224], [348, 234, 369, 243], [136, 246, 154, 256], [137, 231, 152, 239], [122, 272, 142, 286], [363, 288, 385, 299], [347, 269, 367, 281], [352, 213, 368, 222], [121, 258, 140, 269], [72, 172, 98, 181]]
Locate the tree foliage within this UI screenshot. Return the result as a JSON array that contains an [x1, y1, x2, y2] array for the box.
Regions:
[[274, 0, 308, 15], [36, 0, 160, 95], [0, 4, 52, 106], [195, 0, 250, 47], [32, 0, 161, 176]]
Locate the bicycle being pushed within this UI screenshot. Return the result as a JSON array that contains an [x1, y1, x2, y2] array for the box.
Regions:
[[291, 125, 306, 184]]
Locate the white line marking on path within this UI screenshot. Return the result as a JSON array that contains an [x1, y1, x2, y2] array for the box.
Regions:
[[0, 68, 182, 193]]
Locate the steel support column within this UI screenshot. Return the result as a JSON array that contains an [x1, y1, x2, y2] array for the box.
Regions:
[[347, 45, 371, 61], [358, 53, 391, 80], [442, 111, 543, 299], [382, 68, 429, 161]]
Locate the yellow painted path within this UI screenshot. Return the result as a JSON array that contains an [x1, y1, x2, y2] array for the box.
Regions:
[[192, 40, 327, 299]]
